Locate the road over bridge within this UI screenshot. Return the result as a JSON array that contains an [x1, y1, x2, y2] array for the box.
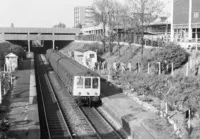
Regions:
[[0, 27, 80, 52]]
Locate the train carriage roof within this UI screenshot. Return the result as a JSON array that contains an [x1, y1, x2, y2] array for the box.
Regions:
[[47, 49, 100, 77]]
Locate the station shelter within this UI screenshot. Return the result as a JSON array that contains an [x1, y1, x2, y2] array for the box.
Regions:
[[5, 53, 18, 72], [73, 49, 97, 69]]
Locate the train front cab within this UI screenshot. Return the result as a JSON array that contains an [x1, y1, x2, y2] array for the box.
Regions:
[[73, 76, 101, 106]]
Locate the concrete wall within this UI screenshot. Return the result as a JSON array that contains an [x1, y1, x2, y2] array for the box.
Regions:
[[174, 0, 200, 25], [174, 0, 189, 25]]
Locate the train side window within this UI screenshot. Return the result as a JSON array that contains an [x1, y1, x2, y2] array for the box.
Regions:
[[85, 78, 91, 88], [90, 54, 95, 58], [76, 77, 83, 88], [78, 55, 83, 57], [93, 78, 98, 89]]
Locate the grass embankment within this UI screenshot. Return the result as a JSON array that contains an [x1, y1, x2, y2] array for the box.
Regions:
[[61, 41, 200, 138]]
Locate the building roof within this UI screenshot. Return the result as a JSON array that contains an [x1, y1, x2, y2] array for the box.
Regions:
[[5, 53, 18, 58], [147, 16, 171, 26], [75, 48, 95, 53]]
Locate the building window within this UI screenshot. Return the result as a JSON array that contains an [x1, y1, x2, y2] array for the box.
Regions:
[[77, 54, 83, 57], [194, 11, 199, 18]]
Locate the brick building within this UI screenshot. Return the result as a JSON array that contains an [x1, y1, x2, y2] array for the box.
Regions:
[[171, 0, 200, 42]]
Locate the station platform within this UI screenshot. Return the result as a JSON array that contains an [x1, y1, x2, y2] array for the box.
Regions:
[[100, 81, 176, 139], [7, 57, 40, 139]]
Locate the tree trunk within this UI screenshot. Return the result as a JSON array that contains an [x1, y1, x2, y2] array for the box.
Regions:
[[141, 32, 144, 56], [103, 24, 106, 53], [118, 33, 120, 56]]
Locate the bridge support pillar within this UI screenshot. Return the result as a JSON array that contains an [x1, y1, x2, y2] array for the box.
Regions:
[[52, 40, 55, 50], [28, 40, 30, 52]]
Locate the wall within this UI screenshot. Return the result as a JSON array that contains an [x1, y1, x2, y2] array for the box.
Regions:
[[192, 0, 200, 23], [174, 0, 189, 25], [174, 0, 200, 25]]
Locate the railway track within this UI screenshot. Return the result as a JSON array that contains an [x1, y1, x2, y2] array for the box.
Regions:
[[40, 53, 127, 139], [40, 54, 101, 139], [36, 54, 72, 139], [81, 107, 125, 139]]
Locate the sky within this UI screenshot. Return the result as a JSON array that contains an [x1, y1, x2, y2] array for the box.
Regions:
[[0, 0, 170, 28]]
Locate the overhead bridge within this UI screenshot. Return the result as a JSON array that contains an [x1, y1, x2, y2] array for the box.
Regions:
[[0, 27, 80, 52]]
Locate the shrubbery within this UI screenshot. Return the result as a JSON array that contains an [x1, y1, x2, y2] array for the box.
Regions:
[[83, 43, 105, 56], [0, 42, 12, 59], [9, 44, 26, 58], [0, 41, 26, 59], [120, 72, 200, 115], [154, 43, 189, 70]]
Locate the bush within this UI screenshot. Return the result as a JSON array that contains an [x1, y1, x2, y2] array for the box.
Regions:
[[154, 43, 189, 70], [0, 42, 26, 60], [120, 72, 200, 113], [0, 42, 12, 59], [9, 44, 26, 58], [83, 43, 104, 56]]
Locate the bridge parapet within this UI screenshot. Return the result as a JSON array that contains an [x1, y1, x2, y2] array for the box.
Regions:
[[0, 27, 80, 52], [0, 27, 80, 34], [0, 34, 75, 40]]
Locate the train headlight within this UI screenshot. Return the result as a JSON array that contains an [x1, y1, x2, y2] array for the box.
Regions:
[[79, 92, 81, 95], [87, 92, 90, 95], [95, 92, 98, 96]]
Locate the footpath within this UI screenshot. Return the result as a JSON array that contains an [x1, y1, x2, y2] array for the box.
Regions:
[[100, 78, 178, 139], [3, 57, 40, 139]]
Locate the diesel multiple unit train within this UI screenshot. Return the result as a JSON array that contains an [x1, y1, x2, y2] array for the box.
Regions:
[[46, 49, 101, 106]]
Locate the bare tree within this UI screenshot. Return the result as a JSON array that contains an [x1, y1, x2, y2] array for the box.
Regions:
[[93, 0, 110, 53], [115, 2, 123, 56], [10, 23, 14, 28], [126, 0, 163, 57], [53, 22, 66, 28], [112, 1, 127, 56], [93, 0, 123, 54], [76, 23, 82, 29]]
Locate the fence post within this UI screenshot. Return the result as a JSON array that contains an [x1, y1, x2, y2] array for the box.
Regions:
[[148, 63, 150, 74], [186, 62, 189, 76], [3, 87, 6, 95], [190, 59, 193, 69], [188, 109, 191, 130], [156, 62, 161, 75], [136, 62, 140, 73], [171, 63, 174, 76], [10, 74, 13, 85]]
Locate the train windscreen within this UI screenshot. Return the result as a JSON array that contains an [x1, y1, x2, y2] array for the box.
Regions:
[[85, 78, 91, 88], [92, 78, 98, 89], [76, 77, 83, 88]]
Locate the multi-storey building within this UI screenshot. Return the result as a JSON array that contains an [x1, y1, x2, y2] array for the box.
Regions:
[[74, 6, 95, 28], [171, 0, 200, 42]]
